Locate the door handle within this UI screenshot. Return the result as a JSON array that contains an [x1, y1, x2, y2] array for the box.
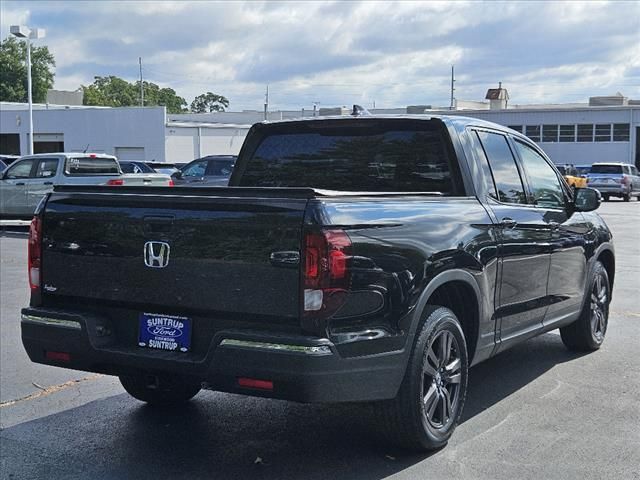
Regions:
[[499, 218, 517, 229], [15, 182, 25, 186], [43, 182, 54, 185]]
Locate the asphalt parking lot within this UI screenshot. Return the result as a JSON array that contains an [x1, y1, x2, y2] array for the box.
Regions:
[[1, 201, 639, 480]]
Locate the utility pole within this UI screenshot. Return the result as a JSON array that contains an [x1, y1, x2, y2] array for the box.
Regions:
[[450, 65, 456, 110], [264, 85, 269, 120], [139, 57, 144, 107]]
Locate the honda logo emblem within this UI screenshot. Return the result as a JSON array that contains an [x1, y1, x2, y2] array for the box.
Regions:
[[144, 241, 170, 268]]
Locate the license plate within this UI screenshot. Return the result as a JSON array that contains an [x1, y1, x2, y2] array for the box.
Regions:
[[138, 312, 192, 352]]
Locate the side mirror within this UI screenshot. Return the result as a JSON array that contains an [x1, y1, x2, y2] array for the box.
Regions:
[[171, 171, 182, 180], [574, 187, 601, 212]]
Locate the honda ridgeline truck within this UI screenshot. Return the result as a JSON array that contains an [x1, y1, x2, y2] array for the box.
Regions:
[[21, 114, 614, 451]]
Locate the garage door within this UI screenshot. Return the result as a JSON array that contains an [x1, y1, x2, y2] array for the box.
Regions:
[[115, 147, 145, 161]]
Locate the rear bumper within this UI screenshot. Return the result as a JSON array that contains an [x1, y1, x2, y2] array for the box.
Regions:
[[21, 307, 407, 403], [590, 185, 627, 195]]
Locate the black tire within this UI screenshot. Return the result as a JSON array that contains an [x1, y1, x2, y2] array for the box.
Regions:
[[375, 306, 469, 451], [603, 195, 610, 202], [623, 192, 630, 202], [560, 261, 610, 351], [119, 373, 201, 406]]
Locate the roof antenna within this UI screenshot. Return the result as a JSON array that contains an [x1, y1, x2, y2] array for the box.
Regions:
[[351, 104, 371, 116]]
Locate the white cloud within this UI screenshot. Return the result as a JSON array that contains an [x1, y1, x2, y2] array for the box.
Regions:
[[2, 0, 639, 109]]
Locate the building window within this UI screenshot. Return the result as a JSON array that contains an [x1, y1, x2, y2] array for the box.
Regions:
[[559, 125, 575, 142], [613, 123, 630, 142], [594, 124, 611, 142], [577, 124, 593, 142], [507, 125, 523, 133], [542, 124, 558, 142], [525, 125, 541, 142]]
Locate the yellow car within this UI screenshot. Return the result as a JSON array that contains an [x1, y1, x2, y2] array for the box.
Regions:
[[556, 165, 588, 190]]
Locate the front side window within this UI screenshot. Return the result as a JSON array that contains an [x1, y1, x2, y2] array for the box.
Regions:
[[181, 160, 208, 177], [515, 141, 565, 209], [3, 159, 35, 179], [35, 159, 59, 178], [208, 159, 235, 176], [475, 131, 526, 204]]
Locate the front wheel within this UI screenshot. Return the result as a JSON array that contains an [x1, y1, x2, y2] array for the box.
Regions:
[[560, 261, 610, 351], [375, 306, 468, 451], [119, 373, 201, 406]]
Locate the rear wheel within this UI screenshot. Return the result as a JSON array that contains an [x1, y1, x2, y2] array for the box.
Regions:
[[119, 373, 201, 406], [375, 306, 468, 451], [623, 192, 630, 202], [560, 261, 610, 351], [602, 194, 610, 202]]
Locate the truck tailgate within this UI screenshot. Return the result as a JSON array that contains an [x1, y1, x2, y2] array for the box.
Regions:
[[40, 188, 307, 323]]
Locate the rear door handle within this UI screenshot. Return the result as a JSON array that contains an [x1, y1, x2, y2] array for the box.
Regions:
[[43, 181, 54, 185], [15, 182, 25, 186], [499, 218, 517, 229]]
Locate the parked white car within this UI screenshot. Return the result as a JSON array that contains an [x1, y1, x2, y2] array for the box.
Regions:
[[0, 153, 172, 218]]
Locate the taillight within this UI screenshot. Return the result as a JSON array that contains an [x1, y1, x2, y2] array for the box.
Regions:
[[621, 175, 629, 185], [168, 179, 175, 187], [106, 178, 124, 186], [28, 216, 42, 292], [302, 229, 352, 318]]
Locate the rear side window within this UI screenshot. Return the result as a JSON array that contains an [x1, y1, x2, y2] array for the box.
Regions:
[[590, 165, 623, 174], [36, 159, 58, 177], [475, 131, 527, 204], [238, 122, 458, 193], [65, 157, 120, 175]]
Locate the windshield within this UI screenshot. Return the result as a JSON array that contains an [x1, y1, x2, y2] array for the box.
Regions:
[[590, 165, 623, 174], [65, 157, 120, 175], [238, 122, 457, 193]]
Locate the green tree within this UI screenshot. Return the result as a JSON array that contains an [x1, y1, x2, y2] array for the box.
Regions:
[[190, 92, 229, 113], [0, 36, 55, 103], [82, 76, 187, 113]]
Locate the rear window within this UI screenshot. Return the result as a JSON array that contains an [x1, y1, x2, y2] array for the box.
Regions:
[[590, 165, 623, 174], [119, 162, 154, 174], [65, 157, 120, 175], [238, 121, 458, 193]]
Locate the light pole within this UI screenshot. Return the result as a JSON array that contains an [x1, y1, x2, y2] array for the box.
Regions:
[[10, 25, 46, 156]]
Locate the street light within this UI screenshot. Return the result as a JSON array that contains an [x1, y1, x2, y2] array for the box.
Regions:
[[10, 25, 46, 156]]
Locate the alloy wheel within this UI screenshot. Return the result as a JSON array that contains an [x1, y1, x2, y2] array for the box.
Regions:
[[422, 329, 462, 430], [590, 273, 608, 340]]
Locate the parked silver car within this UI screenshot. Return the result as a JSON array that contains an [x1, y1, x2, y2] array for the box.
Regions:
[[587, 162, 640, 201], [0, 153, 170, 218]]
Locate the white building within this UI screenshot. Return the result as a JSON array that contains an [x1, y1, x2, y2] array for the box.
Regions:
[[0, 103, 251, 163]]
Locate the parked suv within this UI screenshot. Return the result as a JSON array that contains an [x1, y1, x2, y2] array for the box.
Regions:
[[587, 162, 640, 201], [171, 155, 236, 186]]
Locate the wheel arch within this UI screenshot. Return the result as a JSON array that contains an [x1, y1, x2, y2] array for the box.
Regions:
[[410, 270, 483, 364]]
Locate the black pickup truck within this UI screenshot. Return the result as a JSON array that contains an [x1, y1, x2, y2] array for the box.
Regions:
[[22, 114, 614, 451]]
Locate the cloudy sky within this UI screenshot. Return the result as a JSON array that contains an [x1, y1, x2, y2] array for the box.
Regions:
[[1, 0, 639, 111]]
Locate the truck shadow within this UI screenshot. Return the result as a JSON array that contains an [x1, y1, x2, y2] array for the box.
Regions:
[[1, 332, 586, 480]]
